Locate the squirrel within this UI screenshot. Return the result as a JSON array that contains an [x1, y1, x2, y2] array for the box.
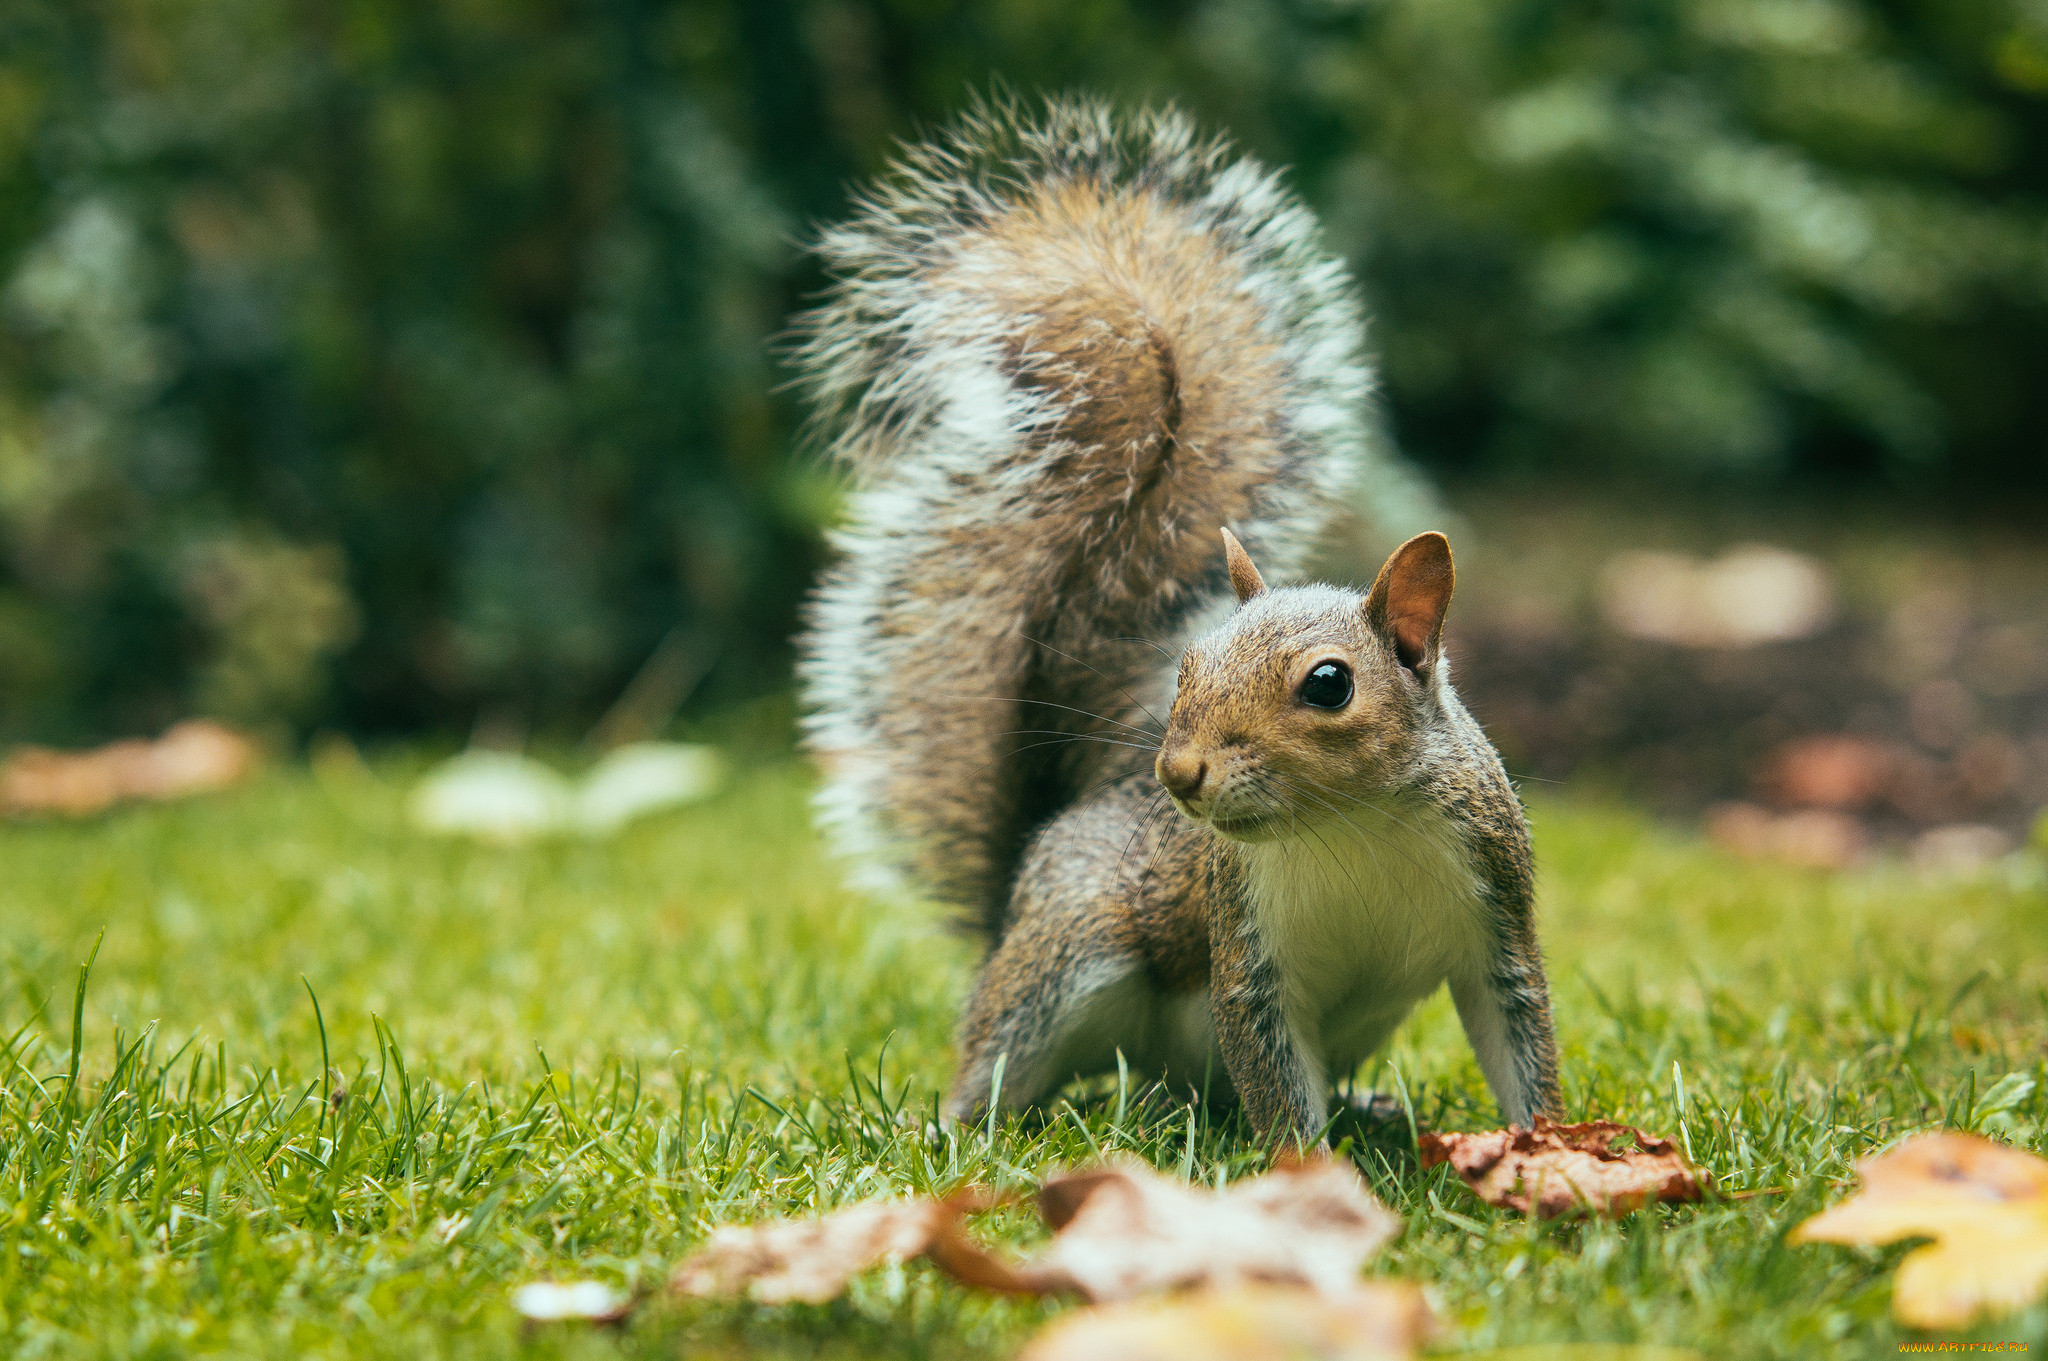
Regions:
[[794, 97, 1561, 1147]]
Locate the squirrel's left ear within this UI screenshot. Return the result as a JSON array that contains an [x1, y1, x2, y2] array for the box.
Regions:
[[1220, 527, 1267, 605], [1365, 532, 1454, 676]]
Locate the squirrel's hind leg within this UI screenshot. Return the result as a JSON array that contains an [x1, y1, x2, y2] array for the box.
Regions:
[[944, 914, 1155, 1125]]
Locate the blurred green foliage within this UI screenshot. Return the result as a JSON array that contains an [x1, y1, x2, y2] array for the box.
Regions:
[[2, 0, 2044, 740]]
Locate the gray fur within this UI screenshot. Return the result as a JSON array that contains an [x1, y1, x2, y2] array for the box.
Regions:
[[793, 98, 1560, 1145]]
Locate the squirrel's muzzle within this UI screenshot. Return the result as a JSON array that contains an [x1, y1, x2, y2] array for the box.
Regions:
[[1155, 749, 1208, 802]]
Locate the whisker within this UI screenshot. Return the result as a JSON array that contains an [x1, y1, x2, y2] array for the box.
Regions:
[[1268, 773, 1430, 879], [1285, 770, 1435, 846], [998, 731, 1162, 754], [1020, 633, 1167, 733], [1115, 787, 1177, 884], [1254, 771, 1377, 898], [1302, 817, 1370, 903], [973, 736, 1160, 784], [1106, 634, 1176, 661], [1068, 766, 1158, 812], [1262, 775, 1413, 957], [955, 736, 1154, 797], [1346, 796, 1432, 843], [929, 691, 1162, 741], [1283, 781, 1404, 862]]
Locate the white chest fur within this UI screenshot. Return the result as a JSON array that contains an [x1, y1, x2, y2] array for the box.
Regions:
[[1241, 799, 1488, 1081]]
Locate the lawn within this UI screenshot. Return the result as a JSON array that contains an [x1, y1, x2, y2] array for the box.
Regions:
[[2, 745, 2044, 1359]]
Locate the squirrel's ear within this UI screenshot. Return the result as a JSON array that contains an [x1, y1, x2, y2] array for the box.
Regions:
[[1365, 532, 1455, 675], [1220, 528, 1267, 605]]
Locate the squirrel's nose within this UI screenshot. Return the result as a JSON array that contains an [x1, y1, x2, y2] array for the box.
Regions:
[[1156, 751, 1208, 802]]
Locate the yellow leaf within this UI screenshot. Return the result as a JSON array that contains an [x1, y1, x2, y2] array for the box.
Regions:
[[1790, 1132, 2048, 1329]]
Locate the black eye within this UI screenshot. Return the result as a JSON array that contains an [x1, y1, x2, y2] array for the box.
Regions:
[[1298, 661, 1352, 709]]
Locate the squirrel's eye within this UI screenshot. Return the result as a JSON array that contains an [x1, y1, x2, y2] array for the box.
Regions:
[[1298, 661, 1352, 709]]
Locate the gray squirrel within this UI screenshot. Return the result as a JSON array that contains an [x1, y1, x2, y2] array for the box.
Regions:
[[794, 98, 1561, 1147]]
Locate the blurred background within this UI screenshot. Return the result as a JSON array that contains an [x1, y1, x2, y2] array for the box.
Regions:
[[2, 0, 2044, 856]]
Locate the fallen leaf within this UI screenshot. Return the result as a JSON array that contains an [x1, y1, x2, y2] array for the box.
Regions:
[[1790, 1132, 2048, 1329], [1704, 802, 1867, 870], [1016, 1283, 1434, 1361], [1420, 1118, 1710, 1218], [0, 720, 257, 817], [1909, 824, 2012, 876], [992, 1158, 1403, 1302], [410, 751, 572, 841], [672, 1196, 981, 1304], [1761, 735, 1896, 810], [410, 743, 724, 841], [574, 742, 725, 833], [1600, 546, 1833, 648], [510, 1280, 633, 1322]]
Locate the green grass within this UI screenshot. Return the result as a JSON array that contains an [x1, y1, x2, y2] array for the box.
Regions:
[[2, 750, 2045, 1359]]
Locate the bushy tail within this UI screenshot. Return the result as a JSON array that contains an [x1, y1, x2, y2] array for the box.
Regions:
[[795, 96, 1388, 935]]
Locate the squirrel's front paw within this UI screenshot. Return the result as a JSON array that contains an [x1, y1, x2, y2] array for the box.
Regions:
[[1341, 1089, 1408, 1126], [1325, 1089, 1411, 1151]]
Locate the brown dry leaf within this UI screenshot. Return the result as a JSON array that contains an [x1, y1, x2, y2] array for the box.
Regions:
[[671, 1194, 983, 1304], [0, 720, 257, 817], [1420, 1118, 1710, 1218], [1790, 1131, 2048, 1329], [1016, 1283, 1434, 1361], [1761, 735, 1897, 810]]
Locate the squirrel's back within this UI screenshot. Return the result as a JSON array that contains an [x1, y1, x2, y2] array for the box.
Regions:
[[795, 97, 1383, 934]]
